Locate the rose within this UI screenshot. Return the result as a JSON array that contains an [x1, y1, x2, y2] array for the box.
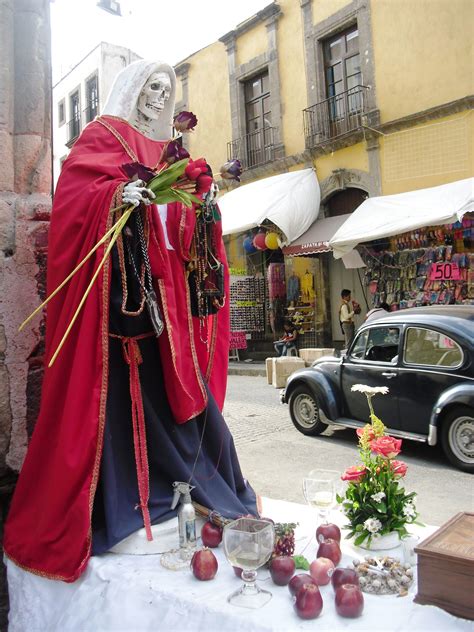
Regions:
[[220, 159, 242, 182], [390, 460, 408, 477], [164, 141, 190, 164], [173, 111, 198, 132], [370, 436, 402, 459], [121, 161, 156, 183], [341, 465, 367, 483], [185, 158, 208, 181], [356, 425, 375, 442]]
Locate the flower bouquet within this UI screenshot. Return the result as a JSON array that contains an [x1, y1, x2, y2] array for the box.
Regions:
[[337, 385, 420, 548]]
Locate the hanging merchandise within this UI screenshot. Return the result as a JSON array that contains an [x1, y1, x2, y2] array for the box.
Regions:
[[243, 235, 258, 254], [253, 231, 268, 251], [229, 275, 265, 333], [361, 216, 474, 309], [265, 232, 280, 250]]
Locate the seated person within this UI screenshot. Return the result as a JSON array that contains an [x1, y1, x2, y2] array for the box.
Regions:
[[274, 321, 298, 356]]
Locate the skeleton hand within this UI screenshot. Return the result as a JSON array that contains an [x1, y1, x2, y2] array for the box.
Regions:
[[122, 180, 155, 207]]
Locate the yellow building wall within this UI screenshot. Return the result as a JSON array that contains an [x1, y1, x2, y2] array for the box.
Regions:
[[312, 0, 352, 24], [371, 0, 474, 122], [236, 23, 267, 67], [184, 42, 231, 174], [278, 0, 308, 156], [380, 111, 474, 195], [314, 142, 369, 182], [174, 77, 182, 104]]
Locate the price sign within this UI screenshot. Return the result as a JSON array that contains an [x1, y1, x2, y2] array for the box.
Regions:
[[230, 331, 247, 350], [429, 262, 461, 281]]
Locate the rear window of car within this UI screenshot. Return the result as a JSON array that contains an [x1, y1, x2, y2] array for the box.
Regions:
[[404, 327, 463, 368]]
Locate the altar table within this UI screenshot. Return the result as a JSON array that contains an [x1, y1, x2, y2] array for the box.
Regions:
[[5, 498, 473, 631]]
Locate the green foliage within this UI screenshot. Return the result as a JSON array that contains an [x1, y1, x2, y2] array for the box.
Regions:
[[292, 555, 310, 570]]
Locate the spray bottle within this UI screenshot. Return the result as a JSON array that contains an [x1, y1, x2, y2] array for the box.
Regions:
[[171, 481, 196, 556]]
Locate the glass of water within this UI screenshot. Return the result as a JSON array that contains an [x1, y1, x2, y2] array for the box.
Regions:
[[303, 469, 339, 524]]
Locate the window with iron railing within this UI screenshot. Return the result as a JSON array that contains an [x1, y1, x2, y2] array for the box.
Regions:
[[85, 75, 99, 123], [67, 91, 81, 145], [227, 72, 276, 169], [303, 25, 369, 147]]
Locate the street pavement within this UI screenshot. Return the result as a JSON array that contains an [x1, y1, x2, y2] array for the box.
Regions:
[[223, 374, 474, 527]]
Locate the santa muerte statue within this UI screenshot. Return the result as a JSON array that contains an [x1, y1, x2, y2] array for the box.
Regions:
[[3, 60, 256, 582]]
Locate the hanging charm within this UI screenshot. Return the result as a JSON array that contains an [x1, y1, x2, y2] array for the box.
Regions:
[[145, 289, 164, 337]]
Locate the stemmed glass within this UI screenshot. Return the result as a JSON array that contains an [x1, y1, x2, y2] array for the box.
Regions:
[[303, 469, 339, 525], [223, 517, 275, 609]]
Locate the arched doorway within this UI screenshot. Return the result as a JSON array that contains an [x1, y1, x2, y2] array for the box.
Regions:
[[323, 187, 370, 344]]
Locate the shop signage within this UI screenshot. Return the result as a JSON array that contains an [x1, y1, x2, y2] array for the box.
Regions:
[[429, 262, 461, 281], [230, 331, 247, 350]]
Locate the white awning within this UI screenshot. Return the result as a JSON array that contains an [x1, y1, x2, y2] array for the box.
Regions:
[[218, 169, 320, 244], [282, 213, 352, 256], [329, 178, 474, 259]]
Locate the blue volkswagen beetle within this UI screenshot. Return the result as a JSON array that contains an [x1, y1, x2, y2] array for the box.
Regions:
[[281, 306, 474, 472]]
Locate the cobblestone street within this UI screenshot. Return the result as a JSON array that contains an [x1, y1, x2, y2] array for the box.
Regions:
[[224, 375, 474, 527]]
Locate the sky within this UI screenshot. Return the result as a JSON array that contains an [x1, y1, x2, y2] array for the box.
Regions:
[[50, 0, 271, 83]]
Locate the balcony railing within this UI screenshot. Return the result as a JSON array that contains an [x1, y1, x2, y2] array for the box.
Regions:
[[84, 102, 98, 124], [227, 126, 276, 170], [303, 85, 369, 148]]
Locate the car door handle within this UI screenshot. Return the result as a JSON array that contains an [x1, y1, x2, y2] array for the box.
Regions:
[[381, 372, 397, 379]]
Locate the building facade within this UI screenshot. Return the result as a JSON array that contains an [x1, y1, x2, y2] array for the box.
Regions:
[[52, 41, 141, 185], [175, 0, 473, 352]]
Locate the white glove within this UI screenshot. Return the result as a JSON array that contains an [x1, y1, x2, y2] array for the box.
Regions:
[[122, 180, 155, 207]]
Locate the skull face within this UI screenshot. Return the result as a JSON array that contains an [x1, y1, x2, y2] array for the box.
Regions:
[[136, 71, 171, 120]]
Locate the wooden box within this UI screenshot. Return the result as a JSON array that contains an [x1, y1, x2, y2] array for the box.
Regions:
[[415, 512, 474, 620]]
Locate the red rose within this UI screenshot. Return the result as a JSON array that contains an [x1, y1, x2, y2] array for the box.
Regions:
[[391, 460, 408, 477], [196, 174, 213, 195], [356, 426, 375, 441], [341, 465, 367, 483], [370, 436, 402, 459], [185, 158, 208, 181]]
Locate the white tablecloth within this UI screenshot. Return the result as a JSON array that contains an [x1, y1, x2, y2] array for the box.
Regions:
[[5, 498, 473, 632]]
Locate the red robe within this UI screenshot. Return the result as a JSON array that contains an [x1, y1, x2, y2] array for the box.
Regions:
[[3, 116, 230, 581]]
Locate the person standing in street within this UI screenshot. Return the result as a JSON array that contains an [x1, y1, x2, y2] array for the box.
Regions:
[[339, 289, 356, 348]]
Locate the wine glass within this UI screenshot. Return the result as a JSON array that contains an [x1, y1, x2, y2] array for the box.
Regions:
[[303, 469, 339, 525], [223, 517, 275, 609]]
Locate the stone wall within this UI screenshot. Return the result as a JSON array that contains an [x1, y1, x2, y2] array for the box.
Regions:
[[0, 0, 51, 485]]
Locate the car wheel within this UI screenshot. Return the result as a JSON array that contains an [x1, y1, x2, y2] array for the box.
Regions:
[[288, 386, 328, 436], [440, 406, 474, 473]]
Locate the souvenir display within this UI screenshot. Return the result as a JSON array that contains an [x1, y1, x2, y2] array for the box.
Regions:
[[362, 217, 474, 310]]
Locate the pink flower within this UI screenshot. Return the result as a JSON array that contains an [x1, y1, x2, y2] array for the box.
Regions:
[[391, 460, 408, 477], [173, 111, 198, 132], [370, 436, 402, 459], [341, 465, 367, 483], [356, 426, 375, 441]]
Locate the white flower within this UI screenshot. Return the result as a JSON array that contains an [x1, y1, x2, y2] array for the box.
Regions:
[[351, 384, 389, 396], [364, 518, 382, 533], [371, 492, 386, 503], [403, 502, 416, 519]]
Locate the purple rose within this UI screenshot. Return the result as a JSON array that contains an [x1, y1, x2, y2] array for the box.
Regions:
[[164, 141, 190, 164], [173, 111, 198, 133], [220, 159, 242, 182], [121, 162, 155, 183]]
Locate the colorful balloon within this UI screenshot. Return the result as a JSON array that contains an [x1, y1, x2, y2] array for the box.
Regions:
[[253, 232, 267, 250], [243, 236, 257, 253], [265, 232, 280, 250]]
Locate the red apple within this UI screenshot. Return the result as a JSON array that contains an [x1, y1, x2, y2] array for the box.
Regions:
[[317, 538, 341, 566], [331, 567, 359, 591], [294, 583, 323, 620], [191, 548, 218, 581], [309, 557, 335, 586], [316, 523, 341, 544], [335, 584, 364, 618], [269, 555, 295, 586], [288, 573, 318, 596], [200, 521, 223, 548], [233, 566, 243, 578]]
